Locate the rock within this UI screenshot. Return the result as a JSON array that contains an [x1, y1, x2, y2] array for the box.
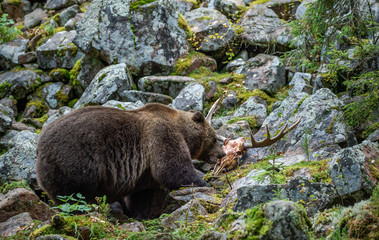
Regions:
[[36, 235, 72, 240], [295, 0, 315, 19], [211, 116, 234, 130], [59, 5, 80, 26], [0, 212, 33, 237], [24, 8, 47, 29], [0, 104, 14, 135], [329, 140, 379, 202], [263, 200, 312, 239], [177, 0, 195, 14], [240, 4, 290, 48], [161, 199, 207, 230], [75, 55, 105, 91], [288, 72, 313, 96], [119, 90, 172, 105], [44, 0, 76, 10], [74, 0, 189, 76], [64, 13, 84, 31], [312, 74, 325, 94], [0, 130, 18, 151], [138, 76, 195, 98], [37, 30, 83, 70], [0, 131, 38, 186], [213, 0, 246, 21], [229, 200, 312, 240], [2, 0, 29, 22], [216, 120, 252, 142], [176, 53, 217, 75], [170, 187, 217, 203], [293, 168, 313, 180], [119, 222, 146, 232], [244, 88, 354, 165], [0, 69, 50, 100], [233, 96, 267, 126], [0, 188, 56, 222], [184, 7, 236, 59], [235, 54, 286, 94], [226, 58, 245, 72], [233, 176, 338, 215], [205, 81, 218, 101], [74, 63, 134, 108], [7, 130, 37, 149], [367, 129, 379, 142], [42, 82, 73, 109], [0, 39, 29, 70], [102, 100, 144, 110], [221, 90, 238, 108], [18, 51, 37, 64], [172, 83, 205, 111], [43, 106, 72, 128]]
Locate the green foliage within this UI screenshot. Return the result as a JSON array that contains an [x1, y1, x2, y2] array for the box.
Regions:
[[53, 193, 93, 216], [0, 80, 12, 94], [0, 14, 22, 44], [227, 116, 258, 129]]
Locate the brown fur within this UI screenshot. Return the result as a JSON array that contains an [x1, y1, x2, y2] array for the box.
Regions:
[[36, 103, 225, 219]]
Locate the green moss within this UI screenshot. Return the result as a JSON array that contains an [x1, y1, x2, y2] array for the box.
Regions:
[[54, 27, 66, 34], [26, 99, 48, 118], [97, 73, 107, 82], [69, 58, 82, 87], [67, 43, 78, 57], [34, 114, 49, 125], [130, 0, 157, 11], [49, 69, 70, 82], [178, 12, 193, 39], [55, 90, 69, 104], [281, 159, 331, 183], [227, 116, 258, 129], [67, 99, 78, 108], [7, 0, 21, 5], [0, 81, 12, 93], [0, 180, 31, 194], [249, 0, 270, 7], [174, 51, 209, 75], [80, 2, 92, 13], [326, 114, 338, 134], [51, 13, 60, 23]]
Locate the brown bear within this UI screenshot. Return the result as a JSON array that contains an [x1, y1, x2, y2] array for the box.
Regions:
[[36, 103, 225, 219]]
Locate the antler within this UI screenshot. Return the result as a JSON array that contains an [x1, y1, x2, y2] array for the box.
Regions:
[[242, 117, 302, 150], [205, 98, 222, 124]]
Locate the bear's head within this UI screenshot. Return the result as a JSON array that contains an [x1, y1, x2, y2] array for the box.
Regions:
[[182, 111, 225, 164]]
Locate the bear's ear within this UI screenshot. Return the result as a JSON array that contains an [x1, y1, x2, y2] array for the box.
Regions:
[[192, 111, 205, 123]]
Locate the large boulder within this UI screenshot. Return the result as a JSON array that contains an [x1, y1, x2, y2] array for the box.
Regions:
[[239, 4, 290, 48], [0, 39, 29, 70], [138, 76, 195, 98], [172, 82, 205, 111], [0, 70, 50, 100], [184, 7, 236, 59], [234, 54, 286, 94], [73, 0, 189, 76], [24, 8, 47, 29], [329, 140, 379, 202], [37, 30, 84, 70], [243, 88, 354, 165], [0, 131, 39, 186], [74, 63, 134, 108]]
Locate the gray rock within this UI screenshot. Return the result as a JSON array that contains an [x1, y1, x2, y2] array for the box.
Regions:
[[74, 0, 189, 76], [0, 70, 50, 100], [233, 96, 267, 126], [24, 8, 47, 29], [37, 30, 84, 70], [43, 106, 72, 128], [0, 130, 18, 151], [240, 5, 290, 48], [42, 82, 64, 109], [288, 72, 313, 96], [211, 116, 233, 130], [74, 63, 134, 108], [312, 74, 325, 94], [36, 235, 72, 240], [138, 76, 195, 98], [263, 200, 312, 240], [221, 90, 238, 108], [0, 131, 38, 185], [329, 140, 379, 201], [76, 55, 105, 91], [7, 130, 37, 149], [235, 54, 286, 94], [0, 39, 29, 70], [161, 199, 207, 230], [216, 120, 252, 142], [18, 52, 37, 64], [64, 13, 84, 31], [102, 100, 144, 110], [0, 104, 14, 135], [226, 58, 246, 72], [295, 0, 315, 19], [367, 129, 379, 142], [0, 212, 32, 237], [184, 7, 236, 58], [119, 90, 172, 105], [59, 5, 80, 26], [233, 177, 338, 216], [213, 0, 246, 21], [44, 0, 76, 10], [169, 187, 217, 203], [172, 83, 205, 111], [177, 0, 195, 14], [244, 88, 353, 164]]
